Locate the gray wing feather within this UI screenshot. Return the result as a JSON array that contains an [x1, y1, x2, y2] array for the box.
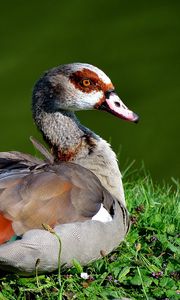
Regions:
[[0, 200, 129, 275]]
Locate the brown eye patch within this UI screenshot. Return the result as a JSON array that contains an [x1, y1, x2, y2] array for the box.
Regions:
[[69, 68, 114, 94]]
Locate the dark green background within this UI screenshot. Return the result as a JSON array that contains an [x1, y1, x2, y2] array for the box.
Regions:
[[0, 1, 179, 182]]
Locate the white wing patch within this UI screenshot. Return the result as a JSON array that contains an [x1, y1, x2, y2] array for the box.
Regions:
[[92, 204, 112, 223]]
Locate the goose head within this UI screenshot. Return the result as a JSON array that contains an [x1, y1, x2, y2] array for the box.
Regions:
[[32, 63, 139, 206], [32, 62, 139, 123]]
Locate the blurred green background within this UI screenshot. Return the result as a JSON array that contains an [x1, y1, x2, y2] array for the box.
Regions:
[[0, 1, 179, 182]]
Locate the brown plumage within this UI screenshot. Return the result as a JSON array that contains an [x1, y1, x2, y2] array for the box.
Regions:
[[0, 138, 114, 242]]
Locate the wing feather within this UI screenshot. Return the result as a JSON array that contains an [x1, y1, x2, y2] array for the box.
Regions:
[[0, 162, 105, 239], [0, 138, 114, 244]]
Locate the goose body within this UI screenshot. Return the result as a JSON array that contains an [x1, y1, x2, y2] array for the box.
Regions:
[[0, 63, 138, 274]]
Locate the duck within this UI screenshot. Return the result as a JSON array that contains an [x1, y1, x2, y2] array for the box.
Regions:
[[0, 63, 139, 274]]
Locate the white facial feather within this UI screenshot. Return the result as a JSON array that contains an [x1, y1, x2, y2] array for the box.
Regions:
[[59, 63, 111, 85], [72, 63, 111, 85], [51, 74, 104, 111]]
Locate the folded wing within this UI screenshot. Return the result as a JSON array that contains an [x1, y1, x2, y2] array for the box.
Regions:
[[0, 141, 109, 243]]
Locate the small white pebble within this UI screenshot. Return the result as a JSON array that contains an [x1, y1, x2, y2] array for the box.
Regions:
[[80, 272, 89, 280]]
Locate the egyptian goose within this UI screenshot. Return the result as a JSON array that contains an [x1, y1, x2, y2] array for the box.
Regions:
[[0, 63, 138, 274]]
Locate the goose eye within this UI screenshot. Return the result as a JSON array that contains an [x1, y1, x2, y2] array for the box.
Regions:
[[82, 79, 91, 87]]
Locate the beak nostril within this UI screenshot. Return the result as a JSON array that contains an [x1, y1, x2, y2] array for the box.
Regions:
[[114, 101, 121, 107]]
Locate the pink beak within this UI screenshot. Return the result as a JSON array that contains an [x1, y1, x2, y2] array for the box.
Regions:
[[98, 91, 139, 123]]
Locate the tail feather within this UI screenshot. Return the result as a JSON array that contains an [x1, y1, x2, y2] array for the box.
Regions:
[[0, 213, 14, 244]]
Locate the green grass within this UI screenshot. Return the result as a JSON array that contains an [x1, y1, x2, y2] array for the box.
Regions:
[[0, 172, 179, 300]]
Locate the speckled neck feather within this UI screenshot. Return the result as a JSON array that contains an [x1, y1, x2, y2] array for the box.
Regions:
[[33, 109, 97, 161]]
